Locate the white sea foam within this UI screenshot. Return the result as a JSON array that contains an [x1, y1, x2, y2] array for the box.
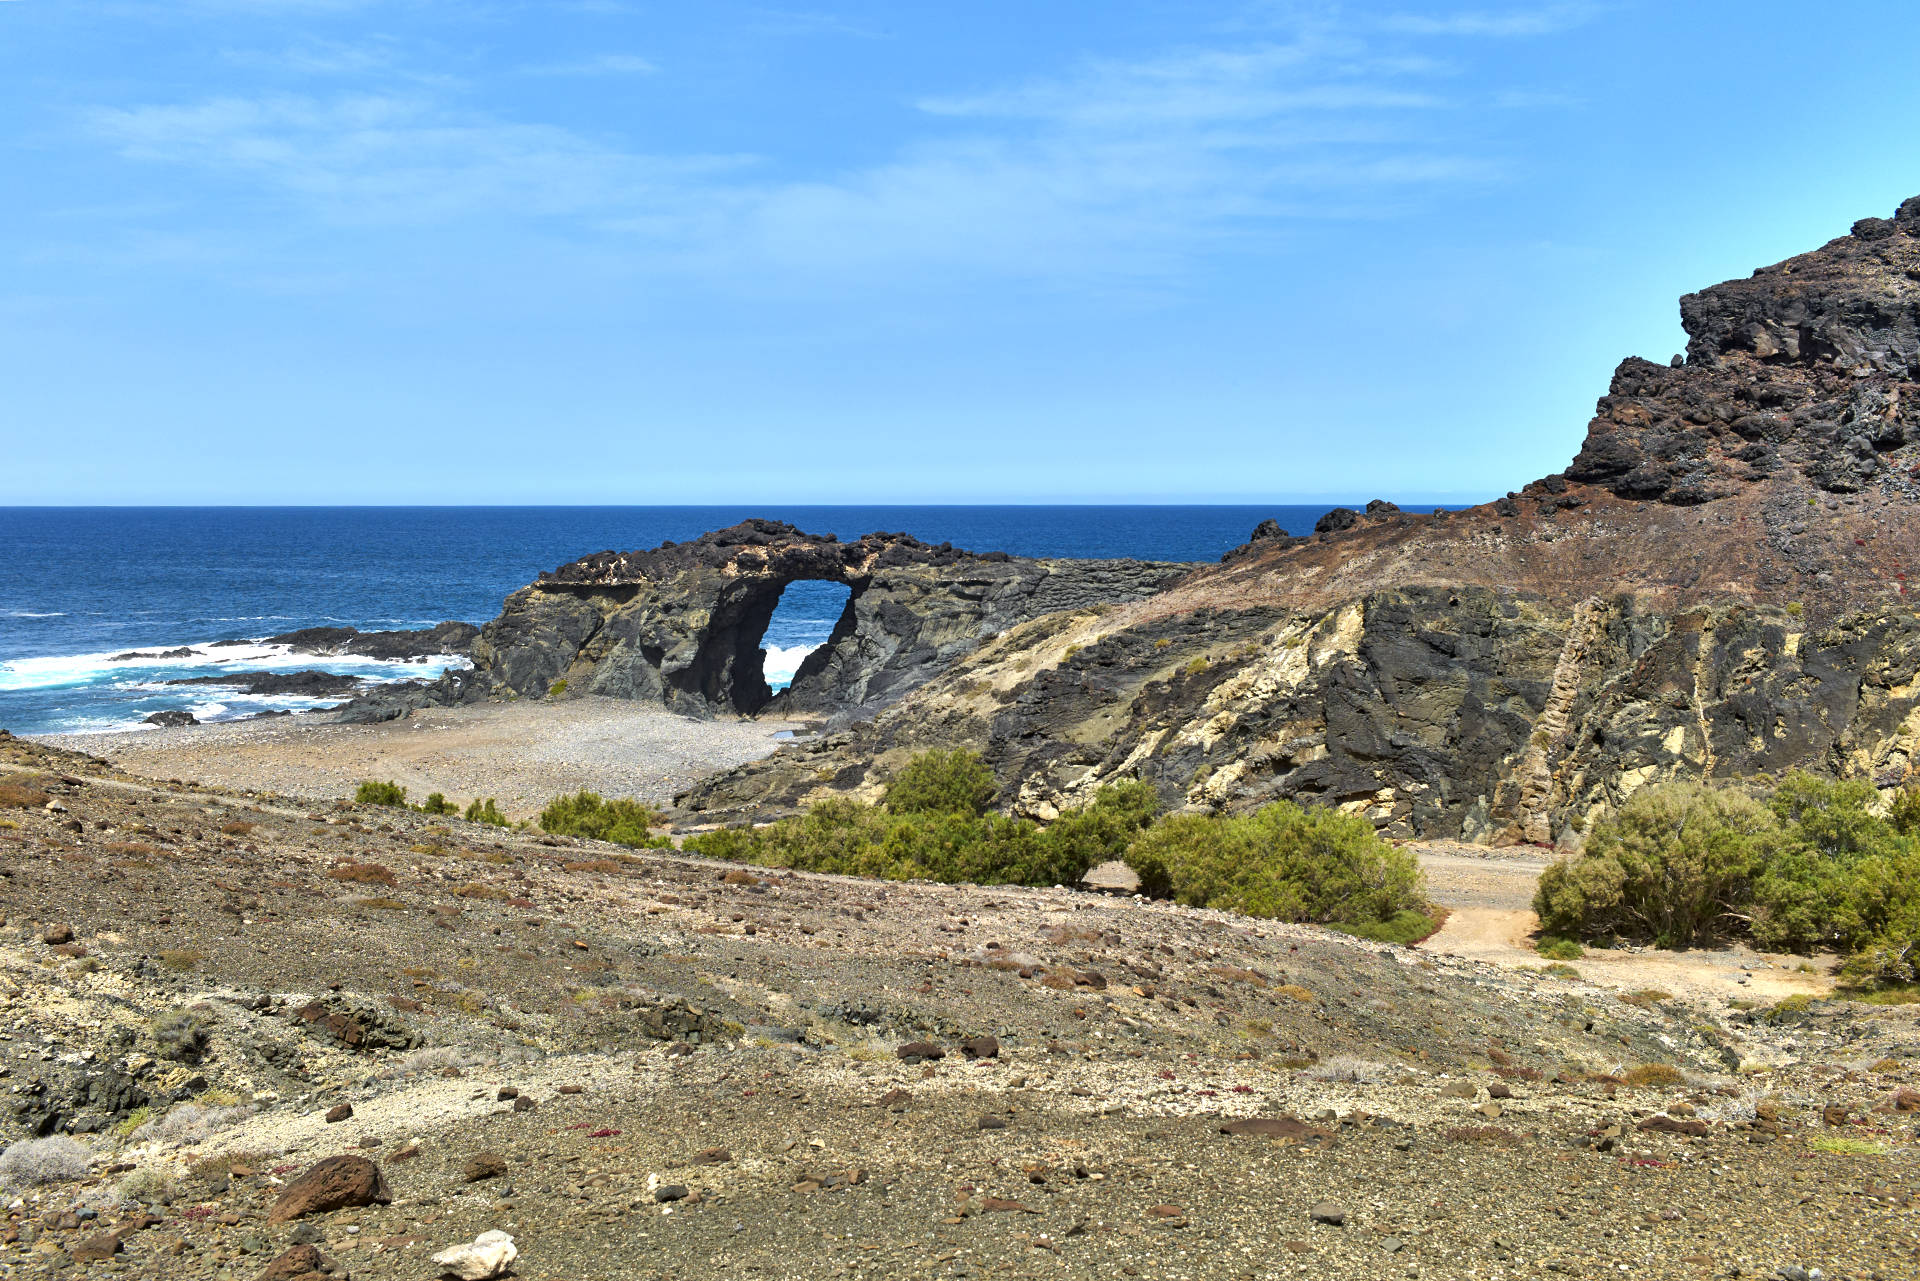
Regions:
[[5, 611, 67, 618], [0, 640, 470, 694], [762, 643, 824, 689]]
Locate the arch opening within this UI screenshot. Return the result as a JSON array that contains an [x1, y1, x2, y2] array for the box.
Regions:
[[761, 580, 853, 697]]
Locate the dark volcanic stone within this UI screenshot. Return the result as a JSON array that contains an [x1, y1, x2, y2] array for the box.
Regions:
[[462, 1151, 509, 1182], [143, 710, 199, 727], [267, 1156, 391, 1223]]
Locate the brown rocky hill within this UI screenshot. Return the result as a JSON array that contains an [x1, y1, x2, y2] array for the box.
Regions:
[[680, 197, 1920, 843]]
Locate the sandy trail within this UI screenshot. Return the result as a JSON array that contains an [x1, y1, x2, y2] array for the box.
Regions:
[[1412, 843, 1839, 1005]]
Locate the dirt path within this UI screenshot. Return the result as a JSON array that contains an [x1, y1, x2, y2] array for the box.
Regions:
[[1412, 842, 1840, 1006]]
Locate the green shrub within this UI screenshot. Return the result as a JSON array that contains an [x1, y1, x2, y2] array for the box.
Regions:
[[464, 797, 509, 827], [538, 791, 671, 848], [683, 781, 1158, 890], [355, 780, 408, 807], [548, 678, 569, 698], [1534, 781, 1780, 948], [884, 749, 996, 817], [1537, 774, 1920, 986], [417, 792, 457, 816], [1891, 785, 1920, 838], [1122, 801, 1429, 938], [1535, 935, 1584, 960]]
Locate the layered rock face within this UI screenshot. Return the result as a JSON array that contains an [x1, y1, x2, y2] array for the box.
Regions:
[[681, 197, 1920, 839], [466, 520, 1190, 720]]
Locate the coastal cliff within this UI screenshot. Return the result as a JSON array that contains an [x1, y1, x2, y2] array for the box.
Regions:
[[679, 196, 1920, 838]]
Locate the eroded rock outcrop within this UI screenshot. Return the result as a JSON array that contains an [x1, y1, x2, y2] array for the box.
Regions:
[[679, 197, 1920, 838], [459, 521, 1188, 721]]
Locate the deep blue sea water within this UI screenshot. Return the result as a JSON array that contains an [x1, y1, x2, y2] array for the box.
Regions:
[[0, 505, 1449, 735]]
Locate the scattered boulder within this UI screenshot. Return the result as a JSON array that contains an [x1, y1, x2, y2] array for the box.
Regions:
[[324, 1103, 353, 1124], [462, 1151, 508, 1183], [1638, 1115, 1710, 1137], [1219, 1116, 1332, 1141], [1310, 1201, 1347, 1227], [143, 710, 199, 728], [267, 1155, 392, 1223], [896, 1040, 945, 1064], [431, 1229, 518, 1281], [42, 925, 74, 946], [258, 1243, 337, 1281], [70, 1233, 122, 1262], [959, 1035, 1000, 1060]]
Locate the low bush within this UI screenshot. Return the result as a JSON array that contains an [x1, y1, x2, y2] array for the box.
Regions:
[[883, 749, 996, 817], [684, 772, 1158, 890], [465, 797, 509, 826], [1122, 802, 1432, 942], [355, 780, 408, 807], [0, 1136, 91, 1189], [417, 792, 457, 816], [151, 1009, 213, 1064], [132, 1102, 255, 1146], [1535, 935, 1584, 961], [538, 791, 671, 848], [1536, 774, 1920, 985]]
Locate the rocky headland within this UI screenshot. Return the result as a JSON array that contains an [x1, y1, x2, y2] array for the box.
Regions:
[[673, 197, 1920, 844]]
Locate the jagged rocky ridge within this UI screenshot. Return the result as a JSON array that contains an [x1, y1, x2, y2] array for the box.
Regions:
[[678, 196, 1920, 841], [343, 521, 1190, 724]]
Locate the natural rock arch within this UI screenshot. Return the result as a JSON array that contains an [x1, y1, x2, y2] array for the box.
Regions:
[[463, 520, 1194, 721]]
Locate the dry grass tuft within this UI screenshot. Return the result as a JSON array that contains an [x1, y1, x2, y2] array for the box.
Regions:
[[1622, 1063, 1687, 1089], [327, 859, 397, 886], [0, 783, 50, 810]]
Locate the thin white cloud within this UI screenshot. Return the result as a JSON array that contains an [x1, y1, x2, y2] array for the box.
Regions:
[[522, 54, 658, 77], [1376, 3, 1599, 37], [83, 7, 1558, 286]]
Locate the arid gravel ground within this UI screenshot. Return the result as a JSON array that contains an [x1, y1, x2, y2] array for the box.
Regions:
[[0, 732, 1915, 1281], [38, 698, 802, 822]]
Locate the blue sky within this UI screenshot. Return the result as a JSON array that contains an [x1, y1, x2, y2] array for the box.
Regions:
[[4, 1, 1917, 505]]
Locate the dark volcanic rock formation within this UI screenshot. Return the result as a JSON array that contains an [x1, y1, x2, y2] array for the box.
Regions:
[[1565, 197, 1920, 504], [680, 197, 1920, 839], [464, 520, 1191, 720], [262, 621, 479, 661], [166, 670, 368, 698]]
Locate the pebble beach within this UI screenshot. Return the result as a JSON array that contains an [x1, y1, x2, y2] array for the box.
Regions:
[[36, 696, 801, 819]]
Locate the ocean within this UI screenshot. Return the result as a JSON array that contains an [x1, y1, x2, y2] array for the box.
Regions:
[[0, 505, 1447, 735]]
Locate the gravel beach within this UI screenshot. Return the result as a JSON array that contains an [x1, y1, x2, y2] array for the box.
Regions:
[[34, 696, 802, 819]]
